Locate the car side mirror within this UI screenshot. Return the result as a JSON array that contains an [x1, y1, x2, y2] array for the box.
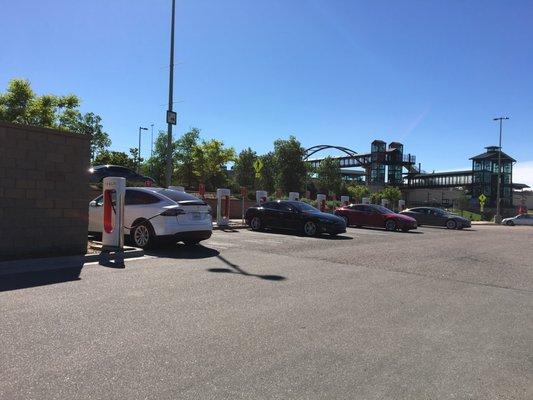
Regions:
[[89, 200, 98, 207]]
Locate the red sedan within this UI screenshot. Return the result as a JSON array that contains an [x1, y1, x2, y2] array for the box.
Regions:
[[334, 204, 417, 232]]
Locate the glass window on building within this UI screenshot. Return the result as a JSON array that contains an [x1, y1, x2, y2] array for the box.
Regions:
[[503, 163, 512, 173]]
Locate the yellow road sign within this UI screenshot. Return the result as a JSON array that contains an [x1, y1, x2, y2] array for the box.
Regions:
[[478, 193, 487, 204]]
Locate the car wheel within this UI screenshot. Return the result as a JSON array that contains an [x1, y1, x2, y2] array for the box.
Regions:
[[341, 215, 349, 227], [303, 221, 318, 236], [506, 220, 514, 226], [131, 221, 155, 248], [385, 219, 397, 231], [446, 219, 457, 229], [250, 216, 263, 231]]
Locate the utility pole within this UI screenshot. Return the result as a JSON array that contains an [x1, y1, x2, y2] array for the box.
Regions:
[[165, 0, 176, 187], [138, 126, 148, 173], [150, 124, 154, 159], [493, 116, 509, 224]]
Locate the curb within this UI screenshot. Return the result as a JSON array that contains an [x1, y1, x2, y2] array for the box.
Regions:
[[0, 247, 144, 276]]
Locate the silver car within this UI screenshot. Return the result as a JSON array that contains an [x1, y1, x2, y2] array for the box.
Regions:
[[502, 214, 533, 226]]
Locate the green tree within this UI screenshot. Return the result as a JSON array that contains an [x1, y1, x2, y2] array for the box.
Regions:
[[193, 139, 236, 191], [370, 191, 383, 204], [347, 184, 370, 202], [380, 186, 402, 206], [175, 128, 200, 188], [233, 147, 257, 189], [257, 152, 276, 193], [143, 131, 179, 184], [455, 191, 471, 216], [316, 156, 342, 195], [0, 78, 111, 160], [273, 136, 307, 193]]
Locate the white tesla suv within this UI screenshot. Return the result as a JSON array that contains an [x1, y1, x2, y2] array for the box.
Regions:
[[88, 188, 212, 248]]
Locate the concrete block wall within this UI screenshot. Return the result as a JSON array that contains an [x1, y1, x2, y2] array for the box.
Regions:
[[0, 122, 90, 260]]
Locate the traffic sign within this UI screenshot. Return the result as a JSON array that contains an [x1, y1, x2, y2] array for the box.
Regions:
[[253, 159, 263, 179], [166, 110, 177, 125], [478, 193, 487, 204]]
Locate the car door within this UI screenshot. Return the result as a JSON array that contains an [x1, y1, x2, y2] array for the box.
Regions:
[[407, 208, 427, 225], [261, 202, 280, 229], [526, 215, 533, 225], [427, 209, 444, 226], [124, 190, 164, 233], [280, 203, 301, 230], [348, 205, 366, 226], [366, 205, 385, 227]]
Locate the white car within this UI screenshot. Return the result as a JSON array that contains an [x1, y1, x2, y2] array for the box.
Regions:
[[502, 214, 533, 226], [88, 187, 212, 248]]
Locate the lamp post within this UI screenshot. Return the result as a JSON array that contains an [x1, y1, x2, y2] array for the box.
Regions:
[[138, 126, 148, 172], [493, 116, 509, 224], [150, 123, 154, 159], [165, 0, 176, 187]]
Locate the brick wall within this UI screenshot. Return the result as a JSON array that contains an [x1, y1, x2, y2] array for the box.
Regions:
[[0, 122, 90, 261]]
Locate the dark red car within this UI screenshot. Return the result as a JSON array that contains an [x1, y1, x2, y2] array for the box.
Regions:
[[334, 204, 417, 232]]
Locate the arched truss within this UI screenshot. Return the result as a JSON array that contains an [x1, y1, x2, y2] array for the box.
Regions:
[[304, 145, 358, 160]]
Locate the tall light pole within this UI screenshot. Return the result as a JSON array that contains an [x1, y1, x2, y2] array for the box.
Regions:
[[150, 123, 154, 159], [493, 116, 509, 223], [138, 126, 148, 172], [165, 0, 176, 187]]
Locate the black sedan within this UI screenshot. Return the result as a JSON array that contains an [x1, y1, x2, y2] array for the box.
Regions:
[[400, 207, 471, 229], [245, 200, 346, 236], [89, 165, 157, 189]]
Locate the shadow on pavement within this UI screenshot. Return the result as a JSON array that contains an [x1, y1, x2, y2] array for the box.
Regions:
[[349, 226, 423, 234], [248, 228, 352, 240], [0, 266, 83, 292], [207, 255, 286, 281], [419, 225, 476, 232], [145, 243, 220, 259]]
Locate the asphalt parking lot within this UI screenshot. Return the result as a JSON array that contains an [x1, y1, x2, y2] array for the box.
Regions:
[[1, 225, 532, 399]]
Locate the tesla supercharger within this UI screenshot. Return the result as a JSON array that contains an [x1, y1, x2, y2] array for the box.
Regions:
[[256, 190, 267, 205], [289, 192, 299, 201], [362, 197, 370, 205], [317, 194, 327, 212], [100, 177, 126, 266], [217, 188, 231, 226], [398, 199, 406, 211], [169, 186, 185, 192], [341, 195, 349, 206], [381, 198, 390, 208]]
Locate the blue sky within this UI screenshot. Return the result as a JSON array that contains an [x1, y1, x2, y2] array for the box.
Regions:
[[2, 0, 533, 185]]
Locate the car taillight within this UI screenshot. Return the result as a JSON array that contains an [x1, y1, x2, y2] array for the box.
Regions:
[[160, 208, 185, 217]]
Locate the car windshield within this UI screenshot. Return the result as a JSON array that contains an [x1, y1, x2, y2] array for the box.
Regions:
[[294, 202, 320, 213], [373, 205, 394, 214]]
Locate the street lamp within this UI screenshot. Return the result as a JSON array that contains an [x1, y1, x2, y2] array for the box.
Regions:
[[138, 126, 148, 172], [493, 116, 509, 224]]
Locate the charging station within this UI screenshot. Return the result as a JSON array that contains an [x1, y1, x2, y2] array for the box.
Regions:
[[317, 194, 327, 212], [341, 195, 349, 206], [398, 199, 406, 211], [362, 197, 370, 205], [289, 192, 299, 201], [216, 188, 231, 226], [256, 190, 267, 205], [381, 198, 390, 208], [100, 177, 126, 267]]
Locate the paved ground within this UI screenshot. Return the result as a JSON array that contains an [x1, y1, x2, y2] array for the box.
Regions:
[[1, 225, 532, 399]]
